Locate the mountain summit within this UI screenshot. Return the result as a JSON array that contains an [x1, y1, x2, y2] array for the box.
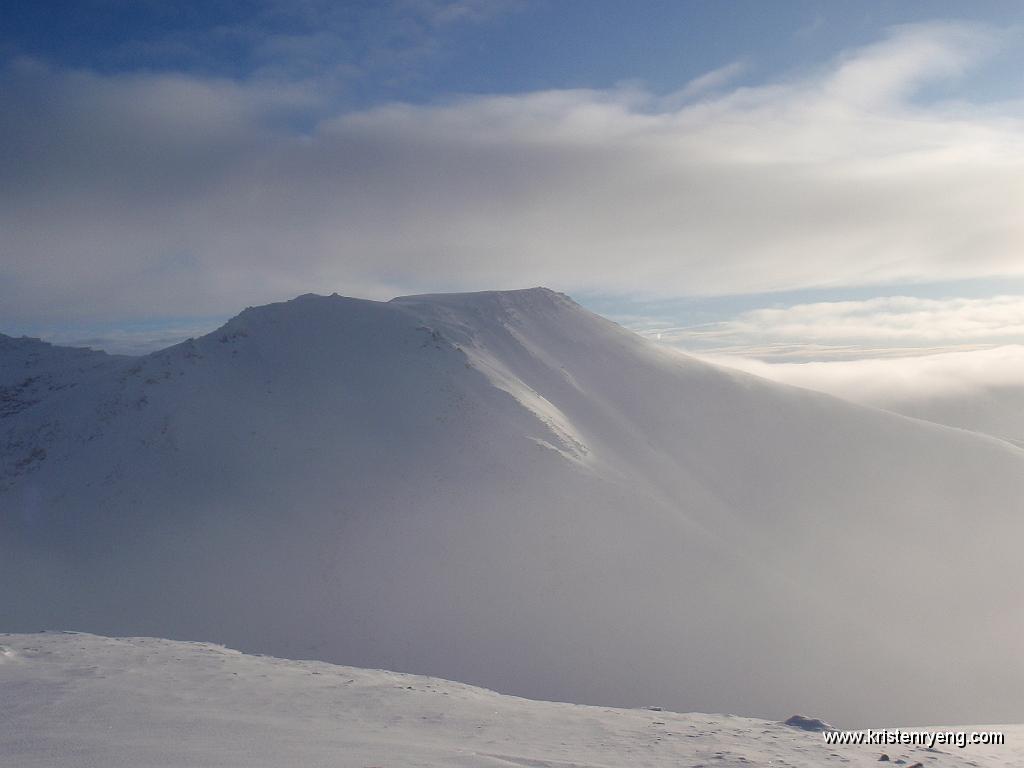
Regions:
[[3, 289, 1024, 726]]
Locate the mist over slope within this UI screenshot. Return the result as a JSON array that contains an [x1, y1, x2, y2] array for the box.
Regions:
[[2, 288, 1023, 727]]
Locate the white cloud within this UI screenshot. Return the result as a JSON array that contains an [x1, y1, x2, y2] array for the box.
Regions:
[[710, 295, 1024, 344], [625, 294, 1024, 366], [4, 22, 1024, 324], [699, 345, 1024, 444], [703, 344, 1024, 398], [824, 22, 991, 106]]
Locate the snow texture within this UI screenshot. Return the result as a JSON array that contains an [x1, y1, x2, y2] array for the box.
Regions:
[[3, 632, 1021, 768]]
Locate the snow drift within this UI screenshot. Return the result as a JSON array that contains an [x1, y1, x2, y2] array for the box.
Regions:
[[2, 288, 1023, 726], [6, 632, 1019, 768]]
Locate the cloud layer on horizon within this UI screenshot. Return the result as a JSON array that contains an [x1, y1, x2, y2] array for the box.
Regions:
[[700, 344, 1024, 444], [643, 294, 1024, 357], [3, 21, 1024, 324]]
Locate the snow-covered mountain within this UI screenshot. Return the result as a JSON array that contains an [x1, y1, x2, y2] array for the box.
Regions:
[[5, 632, 1019, 768], [3, 289, 1024, 727]]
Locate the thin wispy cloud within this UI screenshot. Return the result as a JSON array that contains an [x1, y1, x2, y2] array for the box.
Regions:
[[670, 59, 748, 102], [3, 21, 1024, 326]]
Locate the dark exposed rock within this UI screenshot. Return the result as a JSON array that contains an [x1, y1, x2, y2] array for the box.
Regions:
[[783, 715, 834, 732]]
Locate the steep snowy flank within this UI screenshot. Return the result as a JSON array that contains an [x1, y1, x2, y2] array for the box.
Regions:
[[3, 289, 1024, 727], [0, 334, 126, 478], [5, 633, 1020, 768]]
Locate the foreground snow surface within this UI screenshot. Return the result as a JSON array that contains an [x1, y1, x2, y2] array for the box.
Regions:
[[2, 633, 1020, 768]]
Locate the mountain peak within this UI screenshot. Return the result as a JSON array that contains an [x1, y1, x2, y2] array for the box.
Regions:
[[226, 287, 573, 322], [205, 288, 582, 350], [392, 286, 574, 311]]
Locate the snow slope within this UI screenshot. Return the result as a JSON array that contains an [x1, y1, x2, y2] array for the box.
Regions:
[[3, 289, 1024, 727], [5, 632, 1020, 768]]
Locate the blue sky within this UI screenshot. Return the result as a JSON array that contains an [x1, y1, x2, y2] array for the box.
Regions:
[[3, 0, 1024, 374], [6, 1, 1024, 101]]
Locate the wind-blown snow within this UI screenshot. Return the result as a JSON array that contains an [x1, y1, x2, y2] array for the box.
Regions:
[[4, 633, 1020, 768], [3, 288, 1024, 727]]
